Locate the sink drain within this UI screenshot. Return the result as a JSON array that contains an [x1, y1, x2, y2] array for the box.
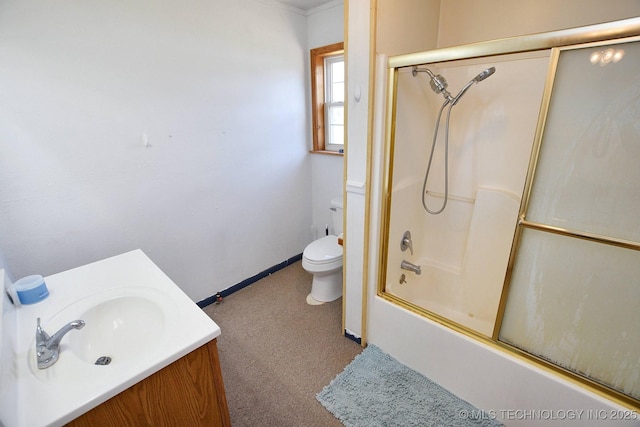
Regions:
[[95, 356, 112, 366]]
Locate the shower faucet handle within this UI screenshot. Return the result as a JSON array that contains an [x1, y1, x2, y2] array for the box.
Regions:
[[400, 231, 413, 255]]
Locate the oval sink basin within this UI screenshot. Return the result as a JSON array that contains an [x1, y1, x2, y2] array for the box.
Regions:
[[12, 250, 221, 427], [67, 295, 165, 365], [29, 286, 177, 382]]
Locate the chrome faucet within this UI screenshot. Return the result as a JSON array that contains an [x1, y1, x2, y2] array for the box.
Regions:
[[401, 260, 421, 275], [36, 317, 85, 369]]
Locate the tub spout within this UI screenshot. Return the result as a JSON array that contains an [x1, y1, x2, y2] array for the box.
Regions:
[[401, 260, 421, 275]]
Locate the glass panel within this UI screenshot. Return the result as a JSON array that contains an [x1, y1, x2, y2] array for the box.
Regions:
[[330, 124, 343, 146], [325, 56, 344, 104], [332, 82, 344, 102], [527, 40, 640, 243], [326, 104, 344, 146], [331, 60, 344, 83], [500, 228, 640, 400], [331, 60, 344, 102], [382, 53, 550, 337], [328, 104, 343, 126]]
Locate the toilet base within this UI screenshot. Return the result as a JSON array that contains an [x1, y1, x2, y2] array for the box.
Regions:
[[308, 267, 342, 304], [306, 294, 325, 305]]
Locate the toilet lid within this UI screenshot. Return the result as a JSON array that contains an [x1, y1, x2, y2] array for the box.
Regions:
[[304, 235, 343, 262]]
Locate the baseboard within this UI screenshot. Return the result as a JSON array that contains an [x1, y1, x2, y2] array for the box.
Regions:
[[344, 329, 362, 345], [197, 253, 303, 308]]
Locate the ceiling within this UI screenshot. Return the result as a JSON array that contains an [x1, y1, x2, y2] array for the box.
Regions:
[[275, 0, 335, 11]]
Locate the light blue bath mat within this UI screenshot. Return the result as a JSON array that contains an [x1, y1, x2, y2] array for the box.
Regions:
[[317, 345, 502, 427]]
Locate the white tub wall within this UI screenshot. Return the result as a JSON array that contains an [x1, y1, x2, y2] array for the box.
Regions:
[[364, 0, 640, 424], [389, 68, 439, 196], [384, 68, 432, 287], [0, 0, 314, 302], [368, 297, 636, 426], [403, 55, 550, 200], [385, 54, 549, 336], [459, 188, 519, 331]]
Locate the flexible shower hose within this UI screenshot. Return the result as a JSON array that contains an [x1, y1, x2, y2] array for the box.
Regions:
[[422, 99, 455, 214]]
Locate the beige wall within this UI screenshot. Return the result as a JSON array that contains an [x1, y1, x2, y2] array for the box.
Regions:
[[438, 0, 640, 47], [376, 0, 440, 56], [376, 0, 640, 55]]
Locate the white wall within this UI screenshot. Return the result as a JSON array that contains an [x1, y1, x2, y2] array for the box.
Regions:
[[0, 250, 17, 427], [307, 2, 345, 239], [0, 0, 312, 302], [337, 0, 439, 341], [342, 0, 375, 339]]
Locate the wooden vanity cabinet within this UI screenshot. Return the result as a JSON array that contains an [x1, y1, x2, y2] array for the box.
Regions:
[[67, 339, 231, 426]]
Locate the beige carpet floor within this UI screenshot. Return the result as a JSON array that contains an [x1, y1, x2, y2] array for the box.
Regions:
[[203, 261, 362, 427]]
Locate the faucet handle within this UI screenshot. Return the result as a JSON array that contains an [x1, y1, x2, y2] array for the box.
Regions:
[[400, 230, 413, 255], [36, 317, 85, 369], [36, 317, 50, 342]]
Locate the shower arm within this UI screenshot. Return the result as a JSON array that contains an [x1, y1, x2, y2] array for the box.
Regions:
[[412, 67, 453, 101], [411, 66, 435, 79]]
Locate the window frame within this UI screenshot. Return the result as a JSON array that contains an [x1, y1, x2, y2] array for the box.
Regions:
[[310, 42, 345, 154]]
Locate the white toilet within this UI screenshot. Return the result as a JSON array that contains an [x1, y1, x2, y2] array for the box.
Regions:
[[302, 197, 343, 305]]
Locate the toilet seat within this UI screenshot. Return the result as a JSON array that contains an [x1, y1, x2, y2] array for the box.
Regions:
[[302, 235, 343, 271]]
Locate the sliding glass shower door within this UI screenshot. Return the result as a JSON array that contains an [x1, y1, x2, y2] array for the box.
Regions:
[[498, 38, 640, 402]]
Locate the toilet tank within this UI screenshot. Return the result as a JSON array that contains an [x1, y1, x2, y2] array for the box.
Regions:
[[330, 197, 343, 235]]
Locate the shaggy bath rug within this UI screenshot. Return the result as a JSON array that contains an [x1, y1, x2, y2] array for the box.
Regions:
[[316, 345, 502, 427]]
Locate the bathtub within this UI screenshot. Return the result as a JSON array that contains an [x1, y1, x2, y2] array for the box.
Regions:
[[386, 181, 521, 337]]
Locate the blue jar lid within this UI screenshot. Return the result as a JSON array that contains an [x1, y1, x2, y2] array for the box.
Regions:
[[15, 275, 49, 305]]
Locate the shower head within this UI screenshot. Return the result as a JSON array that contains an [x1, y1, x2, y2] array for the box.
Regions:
[[473, 66, 496, 82], [451, 66, 496, 106], [412, 66, 453, 102]]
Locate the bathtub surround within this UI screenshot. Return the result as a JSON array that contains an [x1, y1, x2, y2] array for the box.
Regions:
[[384, 54, 548, 337], [377, 20, 640, 411], [358, 2, 640, 425], [317, 344, 502, 427]]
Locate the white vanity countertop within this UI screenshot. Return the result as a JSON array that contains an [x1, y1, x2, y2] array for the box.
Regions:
[[10, 249, 221, 427]]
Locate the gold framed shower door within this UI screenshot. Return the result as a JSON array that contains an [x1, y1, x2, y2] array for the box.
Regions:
[[377, 19, 640, 410]]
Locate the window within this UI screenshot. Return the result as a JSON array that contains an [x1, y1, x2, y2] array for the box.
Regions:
[[310, 42, 344, 153]]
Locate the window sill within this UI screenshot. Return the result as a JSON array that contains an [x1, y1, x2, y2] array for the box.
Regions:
[[310, 150, 344, 156]]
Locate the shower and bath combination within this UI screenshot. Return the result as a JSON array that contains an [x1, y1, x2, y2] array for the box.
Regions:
[[412, 66, 496, 214]]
